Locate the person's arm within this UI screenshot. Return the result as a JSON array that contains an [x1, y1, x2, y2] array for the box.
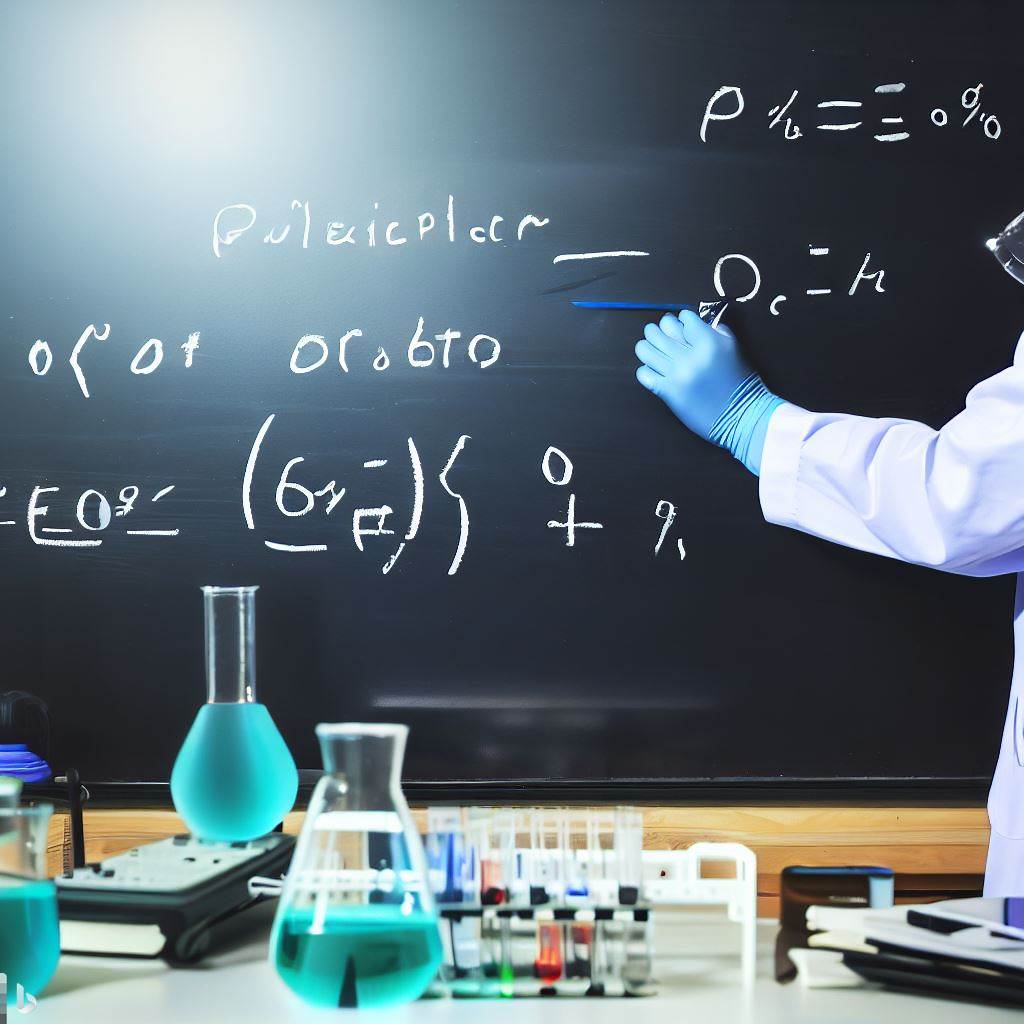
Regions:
[[636, 315, 1024, 577], [760, 350, 1024, 576]]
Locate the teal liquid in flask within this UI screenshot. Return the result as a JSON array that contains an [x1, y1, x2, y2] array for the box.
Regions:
[[0, 800, 60, 997], [170, 586, 298, 842], [271, 723, 443, 1010], [0, 876, 60, 994]]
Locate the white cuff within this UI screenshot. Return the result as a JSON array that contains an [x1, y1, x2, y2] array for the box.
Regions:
[[758, 402, 814, 530]]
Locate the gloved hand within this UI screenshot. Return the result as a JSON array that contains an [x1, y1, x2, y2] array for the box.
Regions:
[[634, 310, 784, 475]]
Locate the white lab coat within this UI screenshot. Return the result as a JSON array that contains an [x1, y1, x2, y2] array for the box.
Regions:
[[759, 328, 1024, 896]]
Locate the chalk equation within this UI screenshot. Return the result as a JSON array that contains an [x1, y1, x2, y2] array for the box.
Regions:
[[0, 483, 177, 547], [241, 414, 473, 574], [25, 324, 201, 399], [20, 318, 502, 399], [243, 417, 687, 574], [701, 81, 1003, 144], [17, 244, 882, 398], [288, 318, 501, 375], [16, 234, 886, 400], [712, 244, 886, 317], [212, 196, 550, 258], [0, 419, 688, 570]]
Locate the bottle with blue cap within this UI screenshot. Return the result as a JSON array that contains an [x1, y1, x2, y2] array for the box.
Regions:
[[0, 692, 52, 783]]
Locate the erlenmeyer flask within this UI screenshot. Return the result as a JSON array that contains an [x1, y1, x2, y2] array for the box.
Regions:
[[170, 586, 298, 841], [271, 723, 442, 1010], [0, 802, 60, 997]]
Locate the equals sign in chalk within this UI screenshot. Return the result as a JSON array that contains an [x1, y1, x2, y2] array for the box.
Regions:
[[572, 298, 729, 325]]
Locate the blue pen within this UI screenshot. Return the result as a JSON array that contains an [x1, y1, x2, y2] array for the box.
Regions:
[[572, 298, 729, 325]]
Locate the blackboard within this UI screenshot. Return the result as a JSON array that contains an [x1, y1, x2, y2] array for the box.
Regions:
[[1, 0, 1021, 794]]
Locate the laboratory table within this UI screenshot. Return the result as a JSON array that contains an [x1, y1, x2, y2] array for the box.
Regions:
[[39, 919, 1014, 1023]]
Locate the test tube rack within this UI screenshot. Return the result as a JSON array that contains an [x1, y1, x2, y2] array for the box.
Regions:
[[431, 903, 654, 999], [425, 808, 757, 997]]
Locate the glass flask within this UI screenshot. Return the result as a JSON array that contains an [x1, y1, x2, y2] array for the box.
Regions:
[[0, 803, 60, 997], [170, 586, 298, 842], [271, 723, 443, 1010], [987, 208, 1024, 287]]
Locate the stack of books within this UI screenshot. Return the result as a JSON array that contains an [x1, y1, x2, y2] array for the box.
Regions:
[[788, 897, 1024, 1007]]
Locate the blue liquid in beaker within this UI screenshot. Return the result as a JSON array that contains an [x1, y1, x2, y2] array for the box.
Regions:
[[171, 703, 297, 842], [273, 905, 443, 1009], [0, 876, 60, 995]]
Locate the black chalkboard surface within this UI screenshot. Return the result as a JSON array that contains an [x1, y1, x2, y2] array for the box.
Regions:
[[1, 0, 1021, 795]]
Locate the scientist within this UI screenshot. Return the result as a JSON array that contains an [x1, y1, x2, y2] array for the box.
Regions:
[[634, 211, 1024, 895]]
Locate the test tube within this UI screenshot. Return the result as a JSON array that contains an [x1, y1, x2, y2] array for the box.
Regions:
[[500, 809, 532, 908], [614, 807, 643, 905], [622, 909, 653, 993], [615, 808, 651, 993], [528, 810, 565, 987], [590, 808, 618, 904], [466, 808, 516, 992], [426, 807, 466, 904], [583, 809, 616, 993], [470, 807, 510, 906], [563, 809, 591, 901], [426, 807, 486, 992], [529, 808, 566, 905], [534, 909, 564, 986]]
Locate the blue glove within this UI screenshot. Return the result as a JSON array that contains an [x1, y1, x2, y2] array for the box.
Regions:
[[634, 310, 783, 475]]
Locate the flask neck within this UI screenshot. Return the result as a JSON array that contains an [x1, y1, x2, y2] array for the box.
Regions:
[[317, 724, 407, 810], [203, 586, 258, 704]]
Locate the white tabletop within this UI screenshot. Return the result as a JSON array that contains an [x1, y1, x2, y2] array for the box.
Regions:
[[39, 918, 1012, 1023]]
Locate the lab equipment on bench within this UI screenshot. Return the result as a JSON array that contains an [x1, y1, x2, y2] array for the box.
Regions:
[[270, 723, 442, 1010], [801, 898, 1024, 1007], [170, 586, 298, 842], [776, 865, 895, 982], [57, 832, 295, 964], [424, 807, 757, 997]]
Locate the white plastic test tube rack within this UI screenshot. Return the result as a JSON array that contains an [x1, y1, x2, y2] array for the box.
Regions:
[[426, 808, 758, 991], [641, 842, 758, 989]]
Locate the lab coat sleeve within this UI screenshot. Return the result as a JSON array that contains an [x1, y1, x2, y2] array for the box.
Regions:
[[758, 336, 1024, 577]]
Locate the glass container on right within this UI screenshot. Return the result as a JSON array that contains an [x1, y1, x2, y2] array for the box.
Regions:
[[271, 723, 442, 1010]]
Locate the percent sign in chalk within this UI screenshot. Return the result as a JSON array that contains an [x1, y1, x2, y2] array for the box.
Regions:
[[930, 82, 1002, 140]]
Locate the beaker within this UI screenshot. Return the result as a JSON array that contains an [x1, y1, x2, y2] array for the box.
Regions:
[[170, 586, 298, 842], [0, 803, 60, 997], [271, 723, 442, 1010]]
